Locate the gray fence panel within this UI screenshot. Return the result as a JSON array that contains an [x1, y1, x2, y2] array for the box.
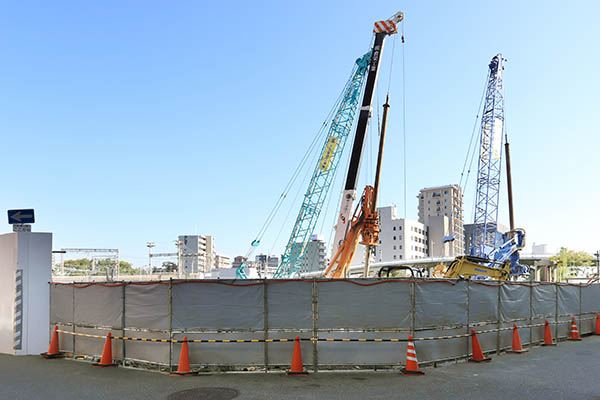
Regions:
[[582, 284, 600, 314], [123, 329, 170, 364], [500, 284, 529, 321], [474, 330, 497, 354], [558, 285, 579, 316], [415, 281, 467, 328], [469, 283, 499, 323], [267, 281, 312, 330], [50, 284, 73, 324], [498, 322, 531, 349], [318, 280, 411, 329], [533, 285, 555, 318], [176, 332, 264, 365], [56, 324, 74, 353], [415, 328, 468, 363], [74, 285, 123, 328], [267, 331, 314, 366], [172, 281, 264, 330], [74, 326, 123, 359], [531, 317, 546, 344], [125, 284, 169, 330], [317, 332, 407, 365]]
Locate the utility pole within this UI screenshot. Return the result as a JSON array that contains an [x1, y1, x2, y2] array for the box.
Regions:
[[147, 242, 156, 274], [595, 250, 600, 279]]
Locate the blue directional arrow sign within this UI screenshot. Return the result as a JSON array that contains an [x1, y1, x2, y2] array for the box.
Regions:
[[7, 209, 35, 224]]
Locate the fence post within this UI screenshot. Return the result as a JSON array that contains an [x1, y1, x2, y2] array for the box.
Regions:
[[529, 283, 533, 348], [263, 279, 269, 373], [168, 278, 173, 372], [579, 284, 582, 333], [122, 283, 126, 361], [312, 279, 318, 372], [72, 284, 76, 355], [496, 284, 501, 354], [410, 281, 416, 338], [466, 280, 470, 358], [555, 284, 559, 340]]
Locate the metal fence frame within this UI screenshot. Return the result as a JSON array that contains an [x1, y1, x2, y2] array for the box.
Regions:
[[49, 278, 599, 372]]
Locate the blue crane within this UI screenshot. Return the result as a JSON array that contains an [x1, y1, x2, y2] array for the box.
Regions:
[[272, 53, 371, 279], [469, 54, 527, 276]]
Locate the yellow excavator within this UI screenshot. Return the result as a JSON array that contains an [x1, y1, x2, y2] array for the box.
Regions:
[[432, 256, 511, 280]]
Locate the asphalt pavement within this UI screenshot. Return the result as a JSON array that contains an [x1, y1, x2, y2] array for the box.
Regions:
[[2, 336, 600, 400]]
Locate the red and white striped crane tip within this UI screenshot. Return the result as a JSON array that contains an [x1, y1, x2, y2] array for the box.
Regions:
[[373, 20, 398, 34]]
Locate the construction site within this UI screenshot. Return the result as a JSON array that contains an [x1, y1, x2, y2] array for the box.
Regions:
[[1, 5, 599, 400]]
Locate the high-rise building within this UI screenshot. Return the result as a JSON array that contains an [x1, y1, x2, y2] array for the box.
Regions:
[[352, 205, 428, 264], [300, 234, 328, 273], [178, 235, 216, 274], [232, 256, 247, 269], [214, 254, 231, 269], [417, 185, 464, 256]]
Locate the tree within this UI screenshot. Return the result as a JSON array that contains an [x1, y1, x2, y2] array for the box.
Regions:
[[162, 261, 178, 272], [54, 258, 139, 276], [551, 247, 594, 281]]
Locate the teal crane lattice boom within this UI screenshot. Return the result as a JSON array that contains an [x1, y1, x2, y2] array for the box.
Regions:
[[273, 53, 371, 279]]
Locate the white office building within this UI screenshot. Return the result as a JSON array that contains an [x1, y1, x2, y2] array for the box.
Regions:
[[178, 235, 216, 275], [300, 234, 328, 273], [352, 205, 428, 264], [417, 185, 464, 256]]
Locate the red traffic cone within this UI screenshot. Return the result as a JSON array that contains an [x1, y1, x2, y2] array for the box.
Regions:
[[507, 324, 528, 353], [41, 325, 65, 359], [469, 329, 491, 363], [568, 317, 582, 341], [92, 332, 117, 367], [401, 335, 424, 376], [542, 320, 557, 346], [171, 336, 196, 376], [595, 314, 600, 335], [286, 336, 308, 376]]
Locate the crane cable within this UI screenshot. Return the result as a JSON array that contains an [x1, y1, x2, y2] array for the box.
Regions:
[[243, 62, 361, 260], [458, 76, 488, 194]]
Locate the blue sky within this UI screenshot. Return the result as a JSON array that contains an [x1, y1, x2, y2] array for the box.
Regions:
[[2, 1, 599, 267]]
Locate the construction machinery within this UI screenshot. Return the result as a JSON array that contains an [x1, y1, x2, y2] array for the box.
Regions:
[[244, 10, 402, 279], [323, 11, 403, 278], [438, 54, 528, 280], [270, 53, 371, 279]]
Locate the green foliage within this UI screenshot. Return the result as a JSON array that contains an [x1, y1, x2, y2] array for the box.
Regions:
[[551, 247, 595, 282], [53, 258, 140, 276]]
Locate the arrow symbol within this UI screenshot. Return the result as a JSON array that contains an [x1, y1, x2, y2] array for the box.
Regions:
[[11, 211, 33, 222]]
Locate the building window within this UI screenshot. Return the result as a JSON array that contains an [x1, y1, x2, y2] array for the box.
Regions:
[[393, 255, 397, 260], [399, 226, 402, 231], [393, 236, 396, 240], [393, 226, 396, 231], [399, 245, 402, 250], [393, 246, 396, 250]]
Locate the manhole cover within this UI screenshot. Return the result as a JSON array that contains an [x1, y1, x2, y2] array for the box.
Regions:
[[167, 387, 239, 400]]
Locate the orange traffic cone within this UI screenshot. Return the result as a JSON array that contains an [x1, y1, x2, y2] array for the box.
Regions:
[[542, 320, 557, 346], [92, 332, 117, 367], [507, 324, 528, 353], [595, 314, 600, 335], [568, 317, 582, 341], [41, 325, 64, 359], [401, 335, 424, 375], [286, 336, 308, 376], [171, 336, 196, 376], [468, 329, 491, 363]]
